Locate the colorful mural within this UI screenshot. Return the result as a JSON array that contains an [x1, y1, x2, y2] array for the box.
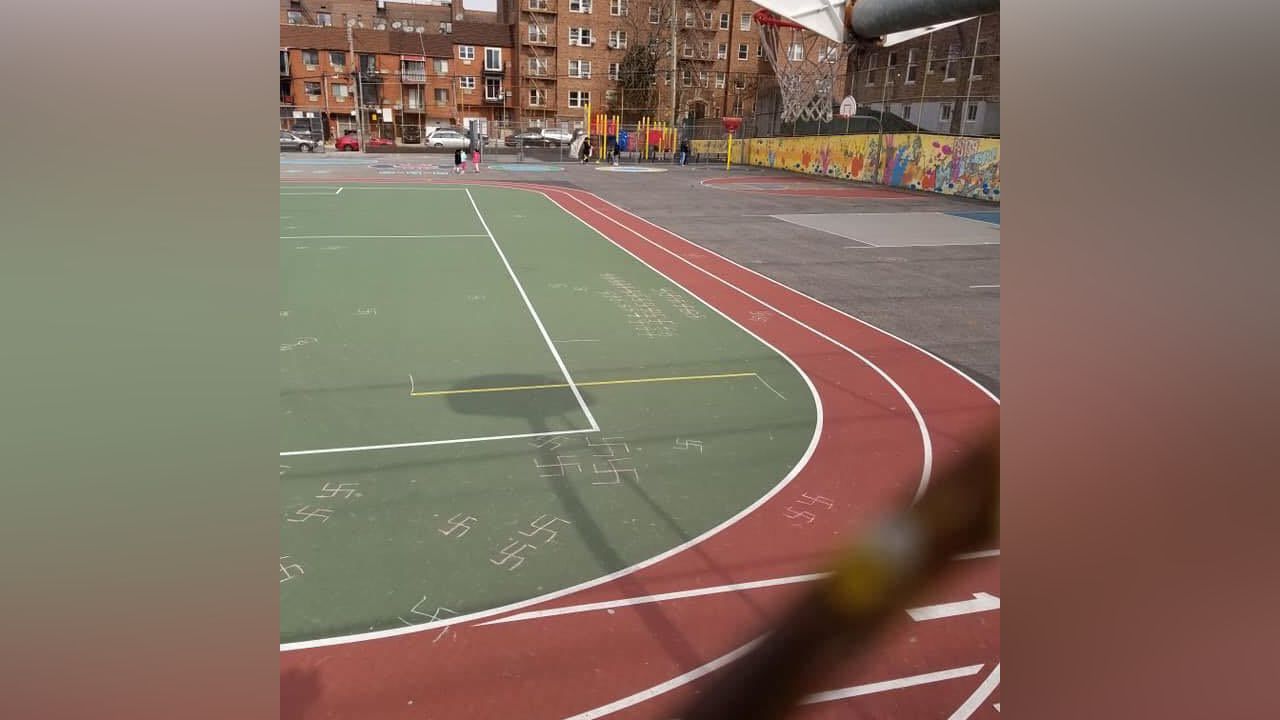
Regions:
[[707, 133, 1000, 201]]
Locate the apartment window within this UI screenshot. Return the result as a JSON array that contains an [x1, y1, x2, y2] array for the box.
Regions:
[[821, 45, 840, 63], [569, 27, 593, 46], [405, 86, 423, 109], [732, 95, 743, 115], [329, 51, 345, 68], [944, 43, 960, 81], [740, 13, 751, 30], [528, 0, 548, 9], [528, 57, 549, 75], [788, 43, 804, 62], [720, 13, 729, 30], [301, 49, 319, 68], [940, 103, 952, 121], [528, 88, 546, 105], [332, 84, 349, 101], [865, 53, 878, 85], [737, 43, 748, 60], [966, 103, 979, 122], [402, 60, 426, 82], [434, 88, 450, 105], [609, 30, 627, 49], [303, 81, 321, 100], [649, 7, 660, 23], [485, 78, 503, 101], [715, 72, 725, 88], [683, 44, 694, 58], [280, 50, 289, 75], [716, 43, 727, 60], [703, 10, 713, 27], [287, 10, 303, 24], [681, 69, 692, 86], [608, 62, 620, 80], [485, 47, 502, 70], [459, 76, 476, 90], [700, 41, 710, 57], [902, 103, 912, 119], [569, 0, 592, 13], [972, 41, 988, 79], [569, 59, 592, 78], [359, 53, 377, 75], [734, 74, 745, 89], [758, 44, 764, 58], [610, 0, 627, 16], [905, 49, 918, 83], [697, 70, 708, 86], [433, 58, 449, 74], [317, 12, 332, 26], [459, 45, 475, 61], [568, 90, 590, 107], [528, 24, 548, 43], [684, 10, 695, 27]]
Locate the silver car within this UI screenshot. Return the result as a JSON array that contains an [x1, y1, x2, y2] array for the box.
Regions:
[[423, 128, 471, 149], [280, 130, 319, 152]]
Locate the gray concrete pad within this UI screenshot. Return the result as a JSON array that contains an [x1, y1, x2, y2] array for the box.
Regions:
[[771, 212, 1001, 247]]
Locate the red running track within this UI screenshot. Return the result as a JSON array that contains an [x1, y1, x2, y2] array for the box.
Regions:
[[280, 180, 1000, 720]]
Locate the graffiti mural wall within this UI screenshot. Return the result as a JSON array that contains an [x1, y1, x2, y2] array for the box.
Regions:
[[732, 133, 1000, 201]]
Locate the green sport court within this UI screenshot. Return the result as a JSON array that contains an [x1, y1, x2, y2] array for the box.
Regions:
[[280, 184, 817, 644]]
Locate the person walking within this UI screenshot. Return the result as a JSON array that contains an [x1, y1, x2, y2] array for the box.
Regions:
[[453, 146, 465, 175], [580, 136, 593, 164], [679, 139, 690, 166], [471, 144, 481, 173]]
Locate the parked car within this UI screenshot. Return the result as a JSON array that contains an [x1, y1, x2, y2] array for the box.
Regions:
[[504, 130, 562, 147], [368, 136, 395, 149], [541, 128, 573, 144], [334, 130, 360, 151], [422, 127, 471, 149], [280, 130, 319, 152]]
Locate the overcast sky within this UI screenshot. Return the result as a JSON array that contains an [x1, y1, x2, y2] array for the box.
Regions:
[[463, 0, 497, 10]]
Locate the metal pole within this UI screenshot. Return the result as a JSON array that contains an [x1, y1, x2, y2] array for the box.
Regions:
[[850, 0, 999, 40], [671, 0, 680, 128], [918, 31, 931, 133], [961, 14, 982, 136]]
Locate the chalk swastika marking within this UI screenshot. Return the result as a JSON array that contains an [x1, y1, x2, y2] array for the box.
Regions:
[[354, 307, 377, 316], [783, 507, 817, 525], [529, 435, 565, 451], [795, 493, 834, 509], [316, 482, 360, 499], [518, 514, 572, 544], [535, 455, 582, 478], [279, 556, 304, 583], [490, 540, 537, 571], [439, 513, 477, 538], [674, 438, 704, 453], [587, 435, 630, 458], [593, 457, 639, 485], [286, 506, 333, 523]]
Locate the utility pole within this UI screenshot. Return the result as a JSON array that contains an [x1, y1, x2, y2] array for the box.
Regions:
[[722, 0, 737, 117], [347, 19, 366, 149], [670, 0, 679, 128]]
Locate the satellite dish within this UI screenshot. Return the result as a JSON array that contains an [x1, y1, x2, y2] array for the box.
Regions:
[[416, 26, 426, 33], [346, 18, 356, 27], [392, 21, 402, 28], [356, 21, 364, 28]]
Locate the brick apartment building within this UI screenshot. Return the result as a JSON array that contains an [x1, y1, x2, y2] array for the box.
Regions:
[[280, 0, 999, 142]]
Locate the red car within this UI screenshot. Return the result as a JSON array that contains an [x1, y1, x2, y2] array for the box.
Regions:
[[368, 137, 395, 149], [335, 131, 360, 151]]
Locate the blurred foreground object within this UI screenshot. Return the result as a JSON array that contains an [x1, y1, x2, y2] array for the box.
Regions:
[[682, 426, 999, 720]]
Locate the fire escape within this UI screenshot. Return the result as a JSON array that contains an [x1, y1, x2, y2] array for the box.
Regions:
[[521, 0, 558, 122], [677, 1, 720, 119]]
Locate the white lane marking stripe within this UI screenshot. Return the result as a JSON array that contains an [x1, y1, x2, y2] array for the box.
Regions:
[[954, 549, 1000, 560], [465, 188, 600, 432], [907, 592, 1000, 622], [477, 573, 828, 626], [280, 428, 592, 458], [803, 664, 986, 706], [947, 663, 1001, 720], [280, 234, 487, 239]]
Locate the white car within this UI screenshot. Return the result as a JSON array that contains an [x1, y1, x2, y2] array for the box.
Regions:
[[422, 127, 471, 149]]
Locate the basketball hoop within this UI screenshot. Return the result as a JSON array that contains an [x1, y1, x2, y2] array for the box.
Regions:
[[722, 116, 743, 135], [754, 9, 852, 123]]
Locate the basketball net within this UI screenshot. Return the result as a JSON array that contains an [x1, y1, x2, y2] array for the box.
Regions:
[[755, 9, 852, 123]]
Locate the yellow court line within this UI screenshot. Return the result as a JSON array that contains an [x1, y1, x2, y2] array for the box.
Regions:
[[410, 371, 758, 398]]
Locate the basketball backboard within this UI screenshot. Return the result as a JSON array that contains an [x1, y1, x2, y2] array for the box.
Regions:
[[751, 0, 849, 43]]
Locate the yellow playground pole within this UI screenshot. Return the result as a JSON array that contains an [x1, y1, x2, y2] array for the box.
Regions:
[[727, 132, 733, 172]]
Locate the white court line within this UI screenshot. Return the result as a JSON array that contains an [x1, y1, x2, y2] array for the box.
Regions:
[[803, 664, 986, 706], [279, 192, 336, 196], [279, 428, 592, 458], [279, 188, 823, 653], [476, 573, 828, 626], [970, 284, 1000, 289], [939, 211, 1001, 228], [587, 192, 1000, 406], [948, 663, 1000, 720], [562, 193, 934, 503], [465, 188, 600, 433], [555, 339, 601, 343], [954, 549, 1000, 560], [754, 373, 787, 400], [280, 234, 487, 239], [561, 637, 764, 720], [334, 186, 343, 195], [478, 549, 998, 627]]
